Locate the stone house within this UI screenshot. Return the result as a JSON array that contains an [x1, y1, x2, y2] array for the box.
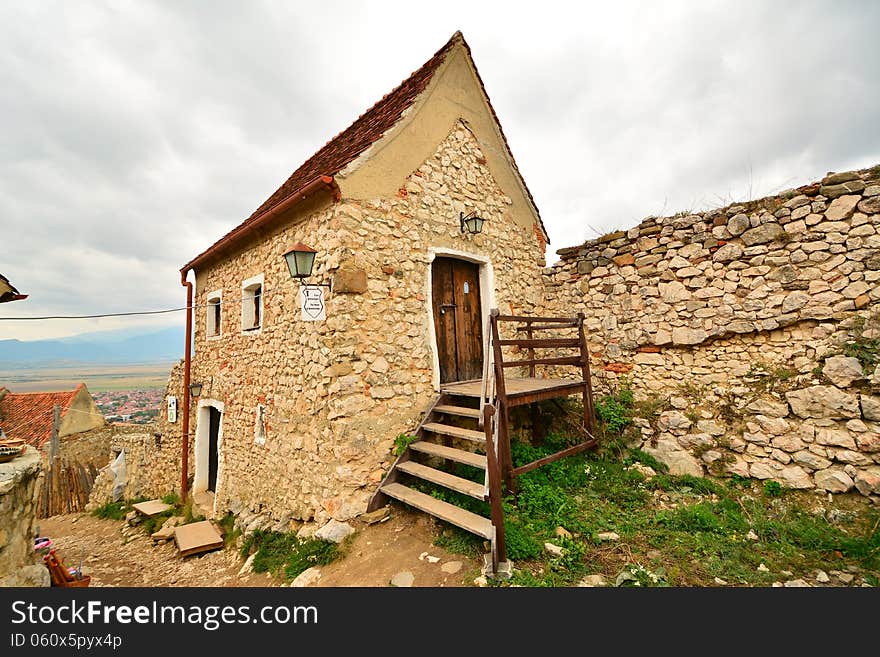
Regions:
[[174, 32, 551, 523], [0, 383, 108, 466]]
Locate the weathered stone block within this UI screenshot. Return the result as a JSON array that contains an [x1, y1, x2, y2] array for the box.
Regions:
[[746, 398, 790, 417], [813, 468, 854, 493], [820, 180, 865, 199], [741, 223, 784, 246], [727, 213, 750, 236], [785, 386, 860, 419], [671, 327, 707, 345], [332, 269, 368, 293], [823, 195, 860, 221], [815, 427, 857, 449], [643, 437, 703, 477], [854, 467, 880, 495], [779, 465, 813, 489], [822, 355, 865, 388], [821, 171, 859, 186]]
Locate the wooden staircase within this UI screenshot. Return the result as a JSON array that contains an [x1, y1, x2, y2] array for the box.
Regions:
[[367, 310, 598, 576], [369, 394, 495, 542]]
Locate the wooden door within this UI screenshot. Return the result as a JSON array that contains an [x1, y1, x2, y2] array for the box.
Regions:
[[208, 407, 220, 492], [432, 257, 483, 383]]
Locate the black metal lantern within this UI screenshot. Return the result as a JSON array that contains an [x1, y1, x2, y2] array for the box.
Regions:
[[460, 211, 485, 234], [188, 381, 203, 397], [283, 243, 317, 279]]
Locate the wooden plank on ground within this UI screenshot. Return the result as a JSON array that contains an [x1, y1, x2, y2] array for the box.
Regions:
[[133, 499, 174, 517], [173, 521, 223, 557]]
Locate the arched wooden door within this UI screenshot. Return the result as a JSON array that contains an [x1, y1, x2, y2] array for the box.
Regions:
[[432, 257, 483, 383]]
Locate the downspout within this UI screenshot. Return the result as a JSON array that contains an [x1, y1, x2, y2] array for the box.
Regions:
[[180, 270, 193, 501]]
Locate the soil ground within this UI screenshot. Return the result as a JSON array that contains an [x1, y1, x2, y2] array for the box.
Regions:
[[38, 506, 481, 587]]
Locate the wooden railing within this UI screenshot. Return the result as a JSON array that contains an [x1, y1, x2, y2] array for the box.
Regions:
[[479, 309, 598, 568]]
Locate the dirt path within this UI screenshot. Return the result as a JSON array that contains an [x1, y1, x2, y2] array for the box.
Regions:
[[38, 506, 480, 588]]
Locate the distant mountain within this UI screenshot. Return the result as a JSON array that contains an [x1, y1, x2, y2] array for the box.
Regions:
[[0, 326, 185, 368]]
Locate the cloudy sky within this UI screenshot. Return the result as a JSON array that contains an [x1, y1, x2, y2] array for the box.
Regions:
[[1, 0, 878, 341]]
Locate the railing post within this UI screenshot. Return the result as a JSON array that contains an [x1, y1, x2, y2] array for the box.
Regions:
[[576, 312, 596, 435], [526, 321, 536, 378], [490, 309, 514, 492], [482, 404, 506, 572]]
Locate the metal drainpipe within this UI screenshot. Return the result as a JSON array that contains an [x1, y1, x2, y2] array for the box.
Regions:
[[180, 270, 193, 501]]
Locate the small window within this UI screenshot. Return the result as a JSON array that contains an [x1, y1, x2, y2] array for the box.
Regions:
[[206, 290, 222, 339], [254, 404, 267, 444], [242, 274, 264, 333]]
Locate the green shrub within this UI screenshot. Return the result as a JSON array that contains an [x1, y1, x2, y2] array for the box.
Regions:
[[241, 529, 342, 581], [393, 433, 418, 456]]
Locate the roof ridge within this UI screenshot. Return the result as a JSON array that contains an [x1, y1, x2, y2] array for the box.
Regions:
[[236, 31, 463, 223], [182, 31, 465, 272]]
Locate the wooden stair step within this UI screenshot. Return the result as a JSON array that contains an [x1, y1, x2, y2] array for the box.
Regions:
[[380, 483, 493, 539], [409, 442, 487, 469], [396, 461, 486, 499], [423, 422, 485, 443], [434, 405, 481, 419]]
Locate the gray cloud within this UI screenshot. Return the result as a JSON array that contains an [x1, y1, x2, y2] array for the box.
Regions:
[[0, 0, 878, 339]]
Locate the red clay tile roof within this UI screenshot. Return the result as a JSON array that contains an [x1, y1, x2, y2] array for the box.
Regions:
[[182, 31, 547, 273], [0, 383, 84, 448]]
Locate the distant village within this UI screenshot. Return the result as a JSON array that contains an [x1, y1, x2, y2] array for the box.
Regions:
[[92, 388, 163, 424]]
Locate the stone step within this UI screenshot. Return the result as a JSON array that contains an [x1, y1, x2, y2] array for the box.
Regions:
[[396, 461, 486, 499], [380, 483, 493, 539], [409, 442, 487, 469], [423, 422, 485, 443]]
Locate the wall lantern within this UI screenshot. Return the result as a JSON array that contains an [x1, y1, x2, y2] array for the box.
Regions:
[[188, 381, 203, 397], [283, 243, 331, 288], [460, 211, 486, 235], [283, 243, 317, 279]]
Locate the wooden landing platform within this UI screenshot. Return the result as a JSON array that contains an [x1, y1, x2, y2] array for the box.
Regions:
[[441, 377, 588, 407]]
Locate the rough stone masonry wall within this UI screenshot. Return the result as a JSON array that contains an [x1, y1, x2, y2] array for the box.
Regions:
[[0, 447, 48, 586], [86, 422, 174, 510], [188, 120, 546, 525], [543, 165, 880, 500], [51, 425, 112, 469]]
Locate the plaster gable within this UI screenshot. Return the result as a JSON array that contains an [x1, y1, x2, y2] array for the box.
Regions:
[[58, 386, 104, 439], [337, 42, 546, 242]]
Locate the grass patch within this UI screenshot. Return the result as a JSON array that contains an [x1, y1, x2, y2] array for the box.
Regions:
[[92, 501, 127, 521], [393, 433, 419, 456], [240, 530, 343, 581], [624, 448, 669, 474], [425, 437, 880, 586], [216, 512, 241, 548], [434, 528, 485, 558], [595, 384, 634, 435], [399, 381, 878, 587]]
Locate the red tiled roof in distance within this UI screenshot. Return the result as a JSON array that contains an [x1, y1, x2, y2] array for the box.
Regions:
[[0, 383, 85, 448], [182, 31, 548, 273]]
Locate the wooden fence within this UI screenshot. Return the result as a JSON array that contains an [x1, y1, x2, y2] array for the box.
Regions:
[[38, 458, 98, 518]]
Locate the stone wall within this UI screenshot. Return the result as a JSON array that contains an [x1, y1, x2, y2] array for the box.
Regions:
[[87, 422, 177, 509], [186, 120, 547, 524], [0, 447, 49, 586], [542, 165, 880, 500], [52, 425, 112, 469]]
